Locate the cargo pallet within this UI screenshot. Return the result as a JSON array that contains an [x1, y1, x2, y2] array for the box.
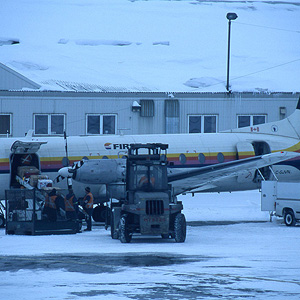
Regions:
[[5, 189, 77, 235]]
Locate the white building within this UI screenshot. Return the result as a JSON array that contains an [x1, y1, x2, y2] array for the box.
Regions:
[[0, 63, 299, 138]]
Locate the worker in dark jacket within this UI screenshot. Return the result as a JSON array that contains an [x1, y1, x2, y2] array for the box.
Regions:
[[43, 188, 59, 221], [64, 189, 77, 221], [82, 187, 94, 231]]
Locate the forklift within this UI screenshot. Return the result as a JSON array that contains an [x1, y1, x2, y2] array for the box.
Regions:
[[110, 143, 186, 243]]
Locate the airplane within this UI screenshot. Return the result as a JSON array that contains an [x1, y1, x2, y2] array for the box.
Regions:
[[1, 98, 300, 221]]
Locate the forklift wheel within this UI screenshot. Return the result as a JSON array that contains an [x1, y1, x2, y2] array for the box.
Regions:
[[0, 214, 5, 228], [119, 215, 132, 243], [174, 213, 186, 243]]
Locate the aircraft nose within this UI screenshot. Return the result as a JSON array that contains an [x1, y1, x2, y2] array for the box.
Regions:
[[58, 166, 72, 178]]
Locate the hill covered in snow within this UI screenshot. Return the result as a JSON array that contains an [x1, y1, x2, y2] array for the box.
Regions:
[[0, 0, 299, 92]]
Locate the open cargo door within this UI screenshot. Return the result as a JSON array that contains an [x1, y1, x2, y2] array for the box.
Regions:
[[10, 140, 48, 188], [236, 142, 256, 183]]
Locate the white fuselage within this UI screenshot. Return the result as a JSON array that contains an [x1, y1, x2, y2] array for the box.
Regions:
[[1, 129, 300, 200]]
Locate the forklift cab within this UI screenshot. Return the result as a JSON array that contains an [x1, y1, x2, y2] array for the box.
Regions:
[[126, 143, 169, 195], [129, 163, 168, 192]]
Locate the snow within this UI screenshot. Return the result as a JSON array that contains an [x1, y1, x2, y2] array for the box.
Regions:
[[0, 0, 300, 92], [1, 1, 300, 297], [1, 190, 300, 299]]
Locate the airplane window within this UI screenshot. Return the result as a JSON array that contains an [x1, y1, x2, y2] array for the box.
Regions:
[[217, 152, 224, 163], [198, 153, 205, 164], [179, 154, 186, 164]]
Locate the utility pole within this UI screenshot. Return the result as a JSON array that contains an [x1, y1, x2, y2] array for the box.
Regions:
[[226, 12, 238, 92]]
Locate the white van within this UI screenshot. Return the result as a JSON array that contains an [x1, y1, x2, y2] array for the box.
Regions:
[[261, 181, 300, 226]]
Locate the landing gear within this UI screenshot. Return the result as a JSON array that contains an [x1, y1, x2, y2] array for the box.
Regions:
[[92, 204, 109, 222]]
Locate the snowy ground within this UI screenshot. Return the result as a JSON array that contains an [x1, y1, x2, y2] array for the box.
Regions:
[[0, 0, 300, 92], [1, 190, 300, 299]]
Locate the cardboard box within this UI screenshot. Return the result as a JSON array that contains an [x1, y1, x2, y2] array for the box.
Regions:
[[29, 175, 49, 187], [17, 166, 39, 178]]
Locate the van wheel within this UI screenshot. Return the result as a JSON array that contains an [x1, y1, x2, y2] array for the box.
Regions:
[[174, 213, 186, 243], [284, 210, 296, 226], [119, 215, 132, 243]]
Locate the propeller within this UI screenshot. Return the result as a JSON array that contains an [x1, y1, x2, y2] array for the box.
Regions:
[[54, 158, 86, 186]]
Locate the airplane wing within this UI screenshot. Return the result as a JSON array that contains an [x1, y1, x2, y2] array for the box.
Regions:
[[168, 151, 300, 195]]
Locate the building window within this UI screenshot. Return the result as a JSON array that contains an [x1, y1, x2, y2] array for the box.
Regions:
[[165, 100, 179, 134], [0, 114, 11, 135], [237, 115, 266, 128], [103, 115, 116, 134], [87, 115, 100, 134], [189, 115, 217, 133], [34, 114, 65, 135], [86, 114, 116, 135], [140, 100, 154, 117]]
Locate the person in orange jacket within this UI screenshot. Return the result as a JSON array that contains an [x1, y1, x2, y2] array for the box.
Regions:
[[64, 189, 77, 221], [82, 187, 94, 231], [43, 188, 60, 221]]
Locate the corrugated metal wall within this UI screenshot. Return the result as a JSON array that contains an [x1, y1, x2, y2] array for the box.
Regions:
[[0, 91, 298, 137]]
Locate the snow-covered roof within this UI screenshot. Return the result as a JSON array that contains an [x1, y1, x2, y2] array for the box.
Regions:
[[0, 0, 299, 93]]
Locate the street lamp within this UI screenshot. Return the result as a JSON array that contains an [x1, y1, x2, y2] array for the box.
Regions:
[[226, 12, 238, 92]]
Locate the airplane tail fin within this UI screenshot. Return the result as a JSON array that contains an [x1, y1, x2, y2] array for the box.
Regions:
[[226, 97, 300, 139]]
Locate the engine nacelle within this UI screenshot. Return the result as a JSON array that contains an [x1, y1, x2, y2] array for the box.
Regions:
[[73, 159, 126, 184]]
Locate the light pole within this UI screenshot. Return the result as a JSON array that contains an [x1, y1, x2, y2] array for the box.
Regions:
[[226, 12, 238, 92]]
